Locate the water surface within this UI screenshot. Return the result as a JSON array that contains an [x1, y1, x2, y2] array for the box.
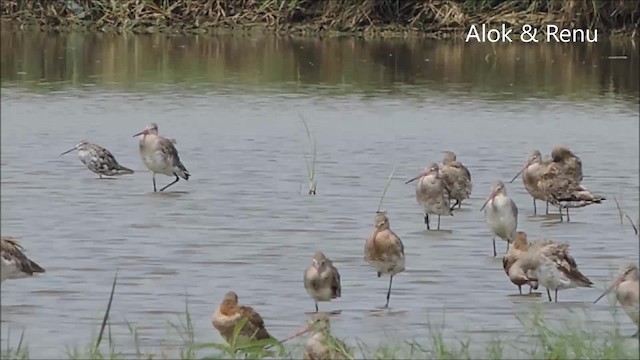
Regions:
[[1, 31, 639, 358]]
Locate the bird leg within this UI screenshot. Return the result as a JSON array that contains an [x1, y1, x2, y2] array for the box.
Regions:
[[152, 174, 157, 192], [547, 289, 552, 302], [558, 206, 564, 222], [528, 286, 533, 294], [159, 175, 180, 192], [458, 201, 462, 209], [506, 241, 509, 252], [492, 237, 497, 257], [566, 207, 570, 222], [437, 215, 441, 230], [554, 289, 558, 303], [424, 214, 430, 230], [533, 198, 537, 215], [315, 303, 319, 313], [450, 199, 460, 211], [545, 201, 549, 214], [384, 275, 394, 309], [518, 285, 522, 295]]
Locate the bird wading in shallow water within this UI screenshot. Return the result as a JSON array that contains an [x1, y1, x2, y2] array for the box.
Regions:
[[364, 212, 405, 309], [211, 291, 274, 344], [132, 122, 190, 192], [594, 263, 639, 338], [60, 140, 134, 179], [481, 180, 518, 257], [406, 163, 452, 230], [439, 151, 472, 210], [510, 150, 551, 215], [303, 251, 341, 314], [1, 236, 45, 282]]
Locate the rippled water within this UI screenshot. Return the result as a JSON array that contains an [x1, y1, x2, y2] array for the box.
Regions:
[[1, 31, 639, 358]]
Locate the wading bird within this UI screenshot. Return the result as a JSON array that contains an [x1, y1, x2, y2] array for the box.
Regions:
[[212, 291, 273, 343], [302, 313, 350, 360], [132, 122, 190, 192], [303, 251, 341, 313], [1, 236, 45, 282], [60, 140, 134, 179], [538, 156, 604, 222], [364, 212, 405, 309], [518, 239, 592, 302], [481, 180, 518, 257], [406, 163, 452, 230], [502, 232, 538, 295], [509, 150, 550, 215], [594, 263, 639, 337], [439, 151, 472, 210]]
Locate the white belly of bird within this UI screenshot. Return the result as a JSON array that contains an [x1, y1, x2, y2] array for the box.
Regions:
[[307, 284, 333, 302], [1, 257, 29, 282], [537, 260, 575, 291], [368, 258, 405, 276], [485, 199, 516, 241], [142, 152, 173, 176]]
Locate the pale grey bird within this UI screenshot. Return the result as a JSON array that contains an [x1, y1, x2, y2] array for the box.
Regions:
[[132, 122, 190, 192], [480, 180, 518, 257], [304, 251, 341, 313], [405, 163, 452, 230]]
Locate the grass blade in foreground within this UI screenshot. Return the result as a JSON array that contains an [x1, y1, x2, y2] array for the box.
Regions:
[[377, 166, 397, 212], [94, 271, 118, 352]]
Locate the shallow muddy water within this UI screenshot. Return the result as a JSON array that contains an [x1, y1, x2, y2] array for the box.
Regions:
[[1, 31, 639, 358]]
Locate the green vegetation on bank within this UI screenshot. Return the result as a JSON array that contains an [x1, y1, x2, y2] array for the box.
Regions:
[[1, 0, 638, 37], [2, 274, 639, 359], [2, 307, 639, 359]]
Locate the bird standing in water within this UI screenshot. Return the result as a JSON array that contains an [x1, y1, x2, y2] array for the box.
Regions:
[[406, 163, 452, 230], [60, 140, 134, 179], [133, 122, 190, 192], [364, 212, 405, 308], [303, 251, 341, 313], [1, 236, 45, 282], [481, 180, 518, 257], [439, 151, 472, 210]]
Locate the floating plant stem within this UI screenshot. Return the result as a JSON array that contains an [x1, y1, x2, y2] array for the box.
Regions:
[[299, 114, 317, 195]]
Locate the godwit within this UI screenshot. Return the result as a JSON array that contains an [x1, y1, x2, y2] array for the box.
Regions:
[[519, 240, 592, 302], [480, 180, 518, 257], [509, 150, 550, 215], [502, 232, 538, 294], [301, 313, 350, 360], [364, 212, 405, 308], [538, 161, 604, 222], [60, 140, 134, 179], [550, 145, 583, 182], [594, 263, 639, 337], [132, 122, 190, 192], [303, 251, 341, 313], [212, 291, 273, 343], [405, 163, 452, 230], [439, 151, 472, 210], [1, 236, 45, 282]]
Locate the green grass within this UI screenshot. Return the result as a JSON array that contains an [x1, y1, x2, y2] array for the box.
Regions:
[[2, 306, 638, 359], [2, 273, 638, 359]]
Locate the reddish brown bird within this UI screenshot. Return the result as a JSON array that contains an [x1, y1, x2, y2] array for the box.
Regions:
[[211, 291, 273, 344]]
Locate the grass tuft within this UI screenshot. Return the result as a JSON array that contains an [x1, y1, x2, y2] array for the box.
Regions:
[[377, 166, 397, 213], [299, 114, 317, 196]]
